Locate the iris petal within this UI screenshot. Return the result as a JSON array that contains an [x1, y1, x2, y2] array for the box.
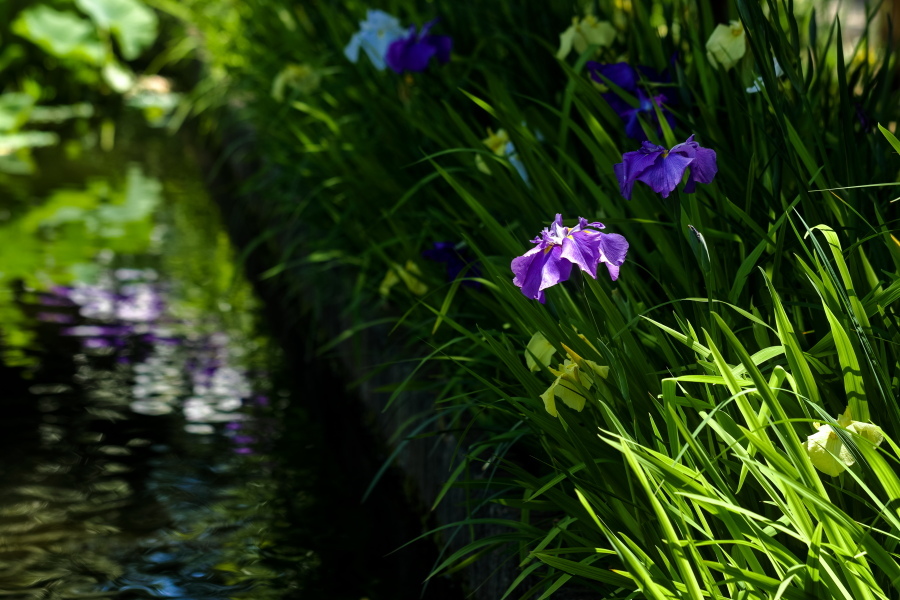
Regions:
[[636, 153, 693, 198], [615, 135, 717, 198], [560, 232, 601, 277]]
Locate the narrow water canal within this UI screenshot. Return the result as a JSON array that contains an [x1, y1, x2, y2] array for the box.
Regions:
[[0, 117, 453, 599]]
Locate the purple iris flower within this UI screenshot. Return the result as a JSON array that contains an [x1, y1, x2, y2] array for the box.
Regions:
[[423, 242, 482, 289], [385, 19, 452, 73], [587, 61, 675, 141], [511, 215, 629, 303], [614, 134, 717, 200]]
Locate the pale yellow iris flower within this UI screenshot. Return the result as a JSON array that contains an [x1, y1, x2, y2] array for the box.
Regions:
[[525, 332, 556, 372], [539, 344, 608, 417], [271, 64, 321, 101], [379, 260, 428, 297], [557, 16, 616, 60], [803, 408, 883, 476], [476, 128, 510, 175], [705, 21, 746, 70]]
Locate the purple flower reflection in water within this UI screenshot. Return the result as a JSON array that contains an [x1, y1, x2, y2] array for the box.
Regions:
[[36, 312, 76, 324], [55, 282, 165, 322], [38, 293, 77, 307], [85, 338, 116, 349]]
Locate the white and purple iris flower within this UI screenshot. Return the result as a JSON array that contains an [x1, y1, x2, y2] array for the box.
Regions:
[[385, 19, 452, 73], [614, 134, 717, 200], [511, 215, 629, 303], [344, 10, 406, 71]]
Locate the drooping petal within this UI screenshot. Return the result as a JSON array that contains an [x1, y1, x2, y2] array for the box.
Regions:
[[614, 143, 666, 199], [482, 128, 510, 155], [344, 31, 364, 63], [636, 152, 694, 198], [804, 426, 848, 476], [384, 20, 451, 73], [584, 359, 609, 380], [511, 245, 572, 301], [578, 17, 615, 50], [621, 108, 646, 141], [555, 380, 587, 411], [683, 146, 718, 193], [511, 245, 546, 297], [556, 23, 577, 60], [386, 29, 436, 73], [398, 260, 428, 295], [705, 21, 746, 70], [540, 375, 561, 417], [554, 360, 589, 411], [364, 9, 403, 31], [560, 231, 602, 278], [345, 9, 405, 70], [847, 421, 884, 446], [379, 267, 400, 297], [525, 332, 556, 372], [427, 35, 453, 63], [587, 61, 639, 92], [378, 261, 427, 298], [596, 232, 629, 281]]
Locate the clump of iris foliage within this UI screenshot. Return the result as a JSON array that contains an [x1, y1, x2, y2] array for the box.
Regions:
[[149, 0, 900, 596]]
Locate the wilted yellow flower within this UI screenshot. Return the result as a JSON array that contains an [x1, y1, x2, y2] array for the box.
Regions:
[[557, 16, 616, 60], [803, 408, 883, 476], [539, 344, 608, 417], [271, 64, 321, 101], [525, 332, 556, 372], [378, 260, 428, 298], [705, 21, 746, 70]]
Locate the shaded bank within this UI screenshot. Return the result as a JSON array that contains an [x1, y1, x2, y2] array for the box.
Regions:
[[205, 123, 533, 599]]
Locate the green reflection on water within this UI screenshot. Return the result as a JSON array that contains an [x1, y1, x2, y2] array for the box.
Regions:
[[0, 118, 304, 598], [0, 164, 161, 366], [0, 114, 261, 367]]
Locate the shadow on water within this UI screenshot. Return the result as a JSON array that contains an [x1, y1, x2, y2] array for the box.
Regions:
[[0, 116, 458, 599]]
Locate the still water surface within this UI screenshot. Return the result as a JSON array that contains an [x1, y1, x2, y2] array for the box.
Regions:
[[0, 119, 441, 599]]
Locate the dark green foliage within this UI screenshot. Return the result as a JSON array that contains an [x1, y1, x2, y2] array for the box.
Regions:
[[152, 0, 900, 597]]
